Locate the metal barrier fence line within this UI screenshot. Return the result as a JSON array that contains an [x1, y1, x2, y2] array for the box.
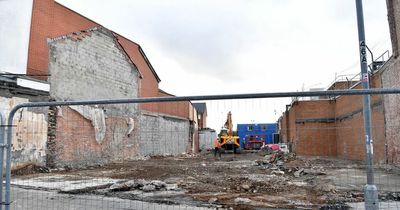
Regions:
[[4, 88, 400, 210], [0, 110, 5, 210]]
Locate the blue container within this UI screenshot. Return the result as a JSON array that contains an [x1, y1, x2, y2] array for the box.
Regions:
[[237, 123, 277, 149]]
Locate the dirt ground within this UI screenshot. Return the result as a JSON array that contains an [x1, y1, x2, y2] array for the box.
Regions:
[[12, 151, 400, 209]]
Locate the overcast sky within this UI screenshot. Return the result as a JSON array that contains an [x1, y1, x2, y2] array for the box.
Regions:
[[57, 0, 391, 130]]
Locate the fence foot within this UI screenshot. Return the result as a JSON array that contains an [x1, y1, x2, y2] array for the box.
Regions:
[[364, 184, 379, 210]]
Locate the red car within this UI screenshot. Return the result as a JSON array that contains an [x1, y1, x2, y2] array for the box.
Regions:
[[265, 144, 280, 151]]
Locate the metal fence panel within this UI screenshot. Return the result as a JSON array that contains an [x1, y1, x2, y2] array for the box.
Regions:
[[2, 90, 400, 209]]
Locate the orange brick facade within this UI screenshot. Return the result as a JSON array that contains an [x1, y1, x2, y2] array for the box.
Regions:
[[27, 0, 189, 116], [28, 0, 97, 78], [279, 0, 400, 165], [24, 0, 201, 167], [52, 107, 139, 167], [279, 74, 387, 163]]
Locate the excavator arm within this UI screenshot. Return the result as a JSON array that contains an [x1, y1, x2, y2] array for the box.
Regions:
[[224, 111, 233, 136]]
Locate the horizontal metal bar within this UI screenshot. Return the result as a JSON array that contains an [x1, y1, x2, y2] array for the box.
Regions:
[[3, 87, 400, 210], [9, 88, 400, 109], [0, 125, 15, 128]]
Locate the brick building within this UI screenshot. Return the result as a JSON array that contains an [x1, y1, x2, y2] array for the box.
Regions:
[[28, 0, 161, 110], [279, 0, 400, 166], [0, 0, 201, 168], [279, 75, 385, 162], [193, 103, 208, 129]]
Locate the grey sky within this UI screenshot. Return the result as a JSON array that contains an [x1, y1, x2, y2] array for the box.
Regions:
[[57, 0, 391, 128]]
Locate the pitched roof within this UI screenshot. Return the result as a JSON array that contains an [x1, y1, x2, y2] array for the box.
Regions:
[[193, 103, 207, 114], [113, 32, 161, 82], [47, 26, 143, 79], [53, 1, 160, 83], [158, 89, 175, 96]]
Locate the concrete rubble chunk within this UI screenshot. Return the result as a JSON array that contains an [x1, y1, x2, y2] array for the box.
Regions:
[[241, 184, 251, 190], [142, 184, 156, 192], [294, 168, 304, 178], [234, 197, 252, 204], [208, 197, 218, 204], [165, 184, 179, 191], [271, 170, 285, 176], [314, 184, 336, 193], [136, 179, 149, 188], [109, 180, 136, 192], [150, 180, 167, 189], [60, 183, 113, 194], [304, 168, 327, 176]]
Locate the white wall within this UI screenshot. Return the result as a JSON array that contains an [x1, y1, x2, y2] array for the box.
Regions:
[[0, 0, 33, 74]]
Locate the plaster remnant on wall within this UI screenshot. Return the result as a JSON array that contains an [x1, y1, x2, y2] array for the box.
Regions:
[[126, 117, 134, 137], [69, 105, 106, 144], [0, 96, 48, 166]]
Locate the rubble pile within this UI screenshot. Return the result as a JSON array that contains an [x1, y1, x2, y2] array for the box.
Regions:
[[255, 151, 296, 166], [108, 179, 178, 192], [269, 151, 296, 164], [11, 163, 50, 175], [255, 151, 327, 178]]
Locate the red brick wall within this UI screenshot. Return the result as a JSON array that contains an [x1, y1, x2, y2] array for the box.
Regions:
[[328, 81, 359, 90], [54, 107, 139, 167], [157, 90, 190, 119], [296, 122, 337, 156], [288, 105, 296, 142], [334, 75, 386, 163], [289, 100, 337, 156], [381, 58, 400, 166], [28, 0, 96, 78], [278, 114, 287, 143], [115, 36, 160, 112], [28, 0, 161, 105], [387, 0, 400, 57], [281, 75, 386, 162]]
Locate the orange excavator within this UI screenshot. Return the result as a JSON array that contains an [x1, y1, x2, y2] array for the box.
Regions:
[[218, 111, 241, 153]]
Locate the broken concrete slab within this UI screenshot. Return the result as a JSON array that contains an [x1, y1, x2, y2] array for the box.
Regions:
[[142, 184, 156, 192], [303, 168, 327, 176], [271, 170, 285, 176], [166, 183, 179, 191], [109, 180, 136, 192], [208, 197, 218, 204], [136, 179, 149, 188], [234, 197, 252, 204], [294, 168, 304, 178], [60, 183, 113, 194], [11, 175, 118, 193], [241, 184, 250, 190], [150, 180, 167, 189]]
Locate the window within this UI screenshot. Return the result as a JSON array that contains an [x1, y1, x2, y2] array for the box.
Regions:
[[247, 125, 253, 131], [261, 125, 267, 131]]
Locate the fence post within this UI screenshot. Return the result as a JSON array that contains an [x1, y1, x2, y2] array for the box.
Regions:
[[0, 110, 5, 210], [4, 107, 19, 210], [355, 0, 379, 209]]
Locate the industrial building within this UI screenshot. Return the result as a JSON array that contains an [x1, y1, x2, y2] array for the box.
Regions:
[[278, 0, 400, 166], [237, 123, 278, 149]]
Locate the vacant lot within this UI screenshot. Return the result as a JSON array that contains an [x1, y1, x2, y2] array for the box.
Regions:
[[10, 152, 400, 209]]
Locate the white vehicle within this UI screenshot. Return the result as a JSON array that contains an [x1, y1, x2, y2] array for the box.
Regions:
[[279, 143, 289, 153]]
